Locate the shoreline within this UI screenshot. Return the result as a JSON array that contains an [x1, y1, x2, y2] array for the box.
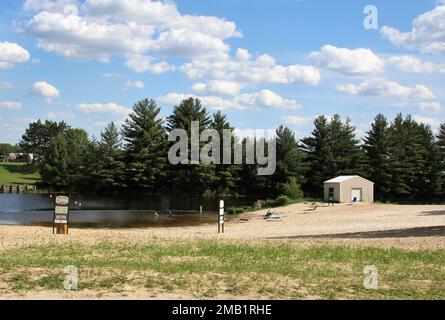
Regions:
[[1, 203, 444, 250]]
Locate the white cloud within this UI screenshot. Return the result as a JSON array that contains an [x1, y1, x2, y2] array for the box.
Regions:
[[309, 45, 384, 75], [124, 80, 145, 90], [418, 101, 444, 113], [75, 102, 130, 116], [412, 115, 442, 128], [21, 0, 241, 70], [23, 0, 78, 12], [182, 48, 320, 86], [235, 90, 301, 110], [47, 111, 76, 120], [31, 81, 60, 102], [0, 82, 14, 90], [0, 42, 31, 70], [93, 120, 125, 128], [337, 78, 435, 102], [192, 80, 242, 96], [124, 55, 175, 74], [381, 4, 445, 55], [386, 56, 437, 74], [160, 89, 301, 111], [0, 101, 22, 110], [282, 115, 314, 126]]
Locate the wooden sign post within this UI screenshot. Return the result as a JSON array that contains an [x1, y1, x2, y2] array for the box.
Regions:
[[218, 200, 225, 234], [53, 196, 70, 235]]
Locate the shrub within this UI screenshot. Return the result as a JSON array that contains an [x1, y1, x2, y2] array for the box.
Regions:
[[275, 195, 291, 206], [282, 177, 304, 200]]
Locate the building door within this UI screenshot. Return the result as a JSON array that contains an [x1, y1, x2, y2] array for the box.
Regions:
[[351, 189, 362, 202]]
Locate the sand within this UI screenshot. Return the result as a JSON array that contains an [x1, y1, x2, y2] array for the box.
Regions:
[[0, 203, 444, 250]]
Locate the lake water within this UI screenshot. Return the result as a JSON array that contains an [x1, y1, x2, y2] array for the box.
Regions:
[[0, 193, 255, 228]]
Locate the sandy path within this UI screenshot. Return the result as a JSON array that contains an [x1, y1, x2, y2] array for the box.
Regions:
[[0, 203, 444, 250]]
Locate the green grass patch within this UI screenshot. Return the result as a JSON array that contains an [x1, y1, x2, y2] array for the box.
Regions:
[[0, 163, 41, 185], [0, 242, 443, 299]]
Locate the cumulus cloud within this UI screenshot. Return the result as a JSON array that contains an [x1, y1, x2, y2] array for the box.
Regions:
[[22, 0, 78, 12], [0, 82, 14, 90], [418, 101, 444, 113], [21, 0, 241, 71], [0, 101, 22, 110], [282, 115, 314, 126], [75, 102, 130, 116], [47, 111, 76, 120], [337, 78, 435, 102], [412, 115, 442, 128], [381, 4, 445, 55], [160, 89, 301, 111], [309, 45, 384, 75], [124, 80, 145, 90], [31, 81, 60, 102], [0, 42, 31, 70], [182, 48, 320, 86], [124, 55, 175, 74], [192, 80, 242, 96], [386, 56, 437, 74]]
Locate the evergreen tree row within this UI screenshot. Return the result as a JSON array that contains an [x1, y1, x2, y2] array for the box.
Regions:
[[20, 98, 445, 201]]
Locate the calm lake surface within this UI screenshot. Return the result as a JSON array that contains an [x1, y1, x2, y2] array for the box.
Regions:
[[0, 193, 255, 228]]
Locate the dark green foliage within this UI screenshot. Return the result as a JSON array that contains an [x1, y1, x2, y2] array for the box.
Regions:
[[166, 98, 213, 194], [363, 114, 392, 200], [20, 120, 68, 160], [210, 111, 237, 195], [122, 99, 168, 191], [0, 144, 16, 157], [271, 126, 305, 198], [39, 133, 69, 189], [94, 122, 126, 191], [300, 115, 365, 197], [18, 96, 443, 202]]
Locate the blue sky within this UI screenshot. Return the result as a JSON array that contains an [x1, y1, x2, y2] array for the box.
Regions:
[[1, 0, 444, 144]]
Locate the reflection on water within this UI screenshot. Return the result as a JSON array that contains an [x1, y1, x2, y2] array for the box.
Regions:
[[0, 193, 255, 228]]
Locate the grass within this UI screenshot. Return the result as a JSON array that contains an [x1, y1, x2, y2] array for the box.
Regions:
[[0, 163, 40, 185], [0, 241, 444, 299]]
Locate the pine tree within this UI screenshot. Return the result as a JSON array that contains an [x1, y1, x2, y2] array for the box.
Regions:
[[166, 98, 213, 194], [95, 122, 126, 191], [64, 128, 91, 189], [437, 123, 445, 195], [363, 114, 392, 200], [272, 126, 305, 198], [387, 114, 415, 198], [329, 115, 365, 176], [438, 123, 445, 159], [300, 116, 333, 196], [210, 111, 237, 195], [417, 123, 442, 198], [40, 133, 69, 190], [122, 99, 168, 191]]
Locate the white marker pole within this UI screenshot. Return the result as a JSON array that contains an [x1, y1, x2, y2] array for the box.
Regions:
[[219, 200, 225, 234]]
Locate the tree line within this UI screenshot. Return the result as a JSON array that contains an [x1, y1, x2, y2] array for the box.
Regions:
[[18, 97, 445, 202]]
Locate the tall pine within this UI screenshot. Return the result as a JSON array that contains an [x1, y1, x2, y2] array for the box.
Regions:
[[363, 114, 392, 200], [95, 122, 126, 191], [122, 99, 167, 191], [166, 98, 213, 194]]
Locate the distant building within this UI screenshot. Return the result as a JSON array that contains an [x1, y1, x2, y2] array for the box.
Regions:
[[7, 153, 35, 163], [324, 176, 374, 203]]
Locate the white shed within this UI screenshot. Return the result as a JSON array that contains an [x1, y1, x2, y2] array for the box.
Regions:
[[324, 176, 374, 203]]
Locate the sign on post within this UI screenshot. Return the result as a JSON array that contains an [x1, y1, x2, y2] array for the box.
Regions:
[[53, 196, 70, 235], [218, 200, 225, 234]]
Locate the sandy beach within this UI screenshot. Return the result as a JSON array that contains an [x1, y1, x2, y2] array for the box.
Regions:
[[1, 203, 444, 249]]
